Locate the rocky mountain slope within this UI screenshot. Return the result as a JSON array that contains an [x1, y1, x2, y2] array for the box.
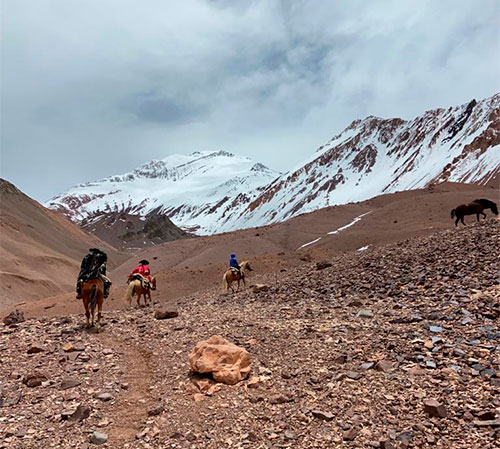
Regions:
[[1, 220, 498, 448], [47, 94, 499, 235], [80, 211, 190, 250], [0, 179, 126, 307]]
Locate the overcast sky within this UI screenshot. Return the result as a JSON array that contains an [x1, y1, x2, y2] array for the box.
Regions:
[[1, 0, 499, 202]]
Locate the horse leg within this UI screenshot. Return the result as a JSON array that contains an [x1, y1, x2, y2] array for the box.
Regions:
[[95, 298, 103, 333], [461, 216, 466, 226], [83, 300, 90, 328], [481, 212, 487, 219], [476, 213, 480, 222]]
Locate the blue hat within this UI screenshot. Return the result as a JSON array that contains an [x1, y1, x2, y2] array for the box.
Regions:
[[230, 253, 236, 257]]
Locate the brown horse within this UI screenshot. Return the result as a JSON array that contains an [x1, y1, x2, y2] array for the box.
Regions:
[[125, 275, 156, 307], [82, 278, 104, 331], [451, 198, 498, 226], [221, 261, 253, 293]]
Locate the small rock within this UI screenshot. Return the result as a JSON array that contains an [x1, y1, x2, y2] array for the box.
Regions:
[[473, 419, 500, 428], [252, 284, 269, 293], [23, 372, 48, 388], [380, 440, 395, 449], [70, 404, 91, 422], [3, 309, 25, 325], [147, 404, 164, 416], [311, 410, 334, 421], [316, 261, 332, 270], [93, 392, 113, 402], [375, 360, 392, 372], [90, 431, 108, 445], [343, 428, 358, 441], [269, 394, 293, 404], [346, 371, 362, 380], [60, 378, 81, 390], [247, 376, 261, 388], [357, 309, 374, 318], [27, 345, 44, 354], [361, 362, 375, 370], [284, 430, 298, 440], [62, 343, 75, 352], [423, 399, 447, 418], [154, 309, 178, 319], [429, 325, 443, 333], [476, 410, 496, 421]]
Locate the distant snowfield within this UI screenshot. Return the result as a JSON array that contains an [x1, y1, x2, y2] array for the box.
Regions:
[[328, 211, 372, 235], [297, 211, 372, 250], [357, 245, 370, 251], [298, 237, 322, 249]]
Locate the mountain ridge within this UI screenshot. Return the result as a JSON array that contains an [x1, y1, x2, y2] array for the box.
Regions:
[[47, 93, 500, 234]]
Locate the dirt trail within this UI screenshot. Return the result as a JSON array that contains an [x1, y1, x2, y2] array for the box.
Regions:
[[100, 333, 157, 444]]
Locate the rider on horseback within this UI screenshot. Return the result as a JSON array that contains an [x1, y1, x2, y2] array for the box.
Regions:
[[129, 260, 153, 286], [76, 248, 112, 299], [229, 253, 241, 275]]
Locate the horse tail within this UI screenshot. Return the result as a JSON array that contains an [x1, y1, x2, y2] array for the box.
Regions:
[[221, 273, 227, 291], [450, 209, 455, 219], [125, 281, 134, 304], [89, 284, 98, 311]]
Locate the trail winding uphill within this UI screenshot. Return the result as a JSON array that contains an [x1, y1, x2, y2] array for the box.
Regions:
[[1, 220, 499, 448]]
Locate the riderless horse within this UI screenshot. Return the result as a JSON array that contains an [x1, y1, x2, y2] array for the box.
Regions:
[[451, 198, 498, 226]]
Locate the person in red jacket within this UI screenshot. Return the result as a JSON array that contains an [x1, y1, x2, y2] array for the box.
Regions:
[[130, 259, 153, 283]]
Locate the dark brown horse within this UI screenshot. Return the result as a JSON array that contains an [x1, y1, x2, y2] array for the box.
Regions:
[[451, 198, 498, 226], [81, 278, 104, 332]]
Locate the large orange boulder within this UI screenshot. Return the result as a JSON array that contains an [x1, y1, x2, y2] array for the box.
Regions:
[[189, 336, 251, 385]]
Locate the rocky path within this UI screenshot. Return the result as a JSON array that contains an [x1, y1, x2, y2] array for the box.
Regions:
[[1, 220, 499, 448]]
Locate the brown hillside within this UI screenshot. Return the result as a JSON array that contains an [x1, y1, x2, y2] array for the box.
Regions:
[[0, 179, 128, 307]]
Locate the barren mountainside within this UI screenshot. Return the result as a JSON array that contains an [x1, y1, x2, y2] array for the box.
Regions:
[[47, 94, 500, 234]]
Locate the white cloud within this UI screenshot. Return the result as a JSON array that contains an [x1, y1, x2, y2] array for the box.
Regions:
[[1, 0, 498, 200]]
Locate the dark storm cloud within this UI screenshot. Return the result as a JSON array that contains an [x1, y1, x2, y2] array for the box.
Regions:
[[1, 0, 498, 201]]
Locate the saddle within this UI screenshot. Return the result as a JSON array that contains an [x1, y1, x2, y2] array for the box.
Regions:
[[230, 267, 242, 277], [130, 274, 150, 290]]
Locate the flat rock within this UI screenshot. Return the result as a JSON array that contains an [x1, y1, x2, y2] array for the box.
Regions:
[[357, 309, 374, 318], [60, 378, 81, 390], [252, 284, 269, 293], [311, 410, 334, 421], [154, 309, 179, 319], [93, 392, 113, 402]]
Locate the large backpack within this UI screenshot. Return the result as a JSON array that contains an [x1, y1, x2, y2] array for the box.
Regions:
[[79, 250, 107, 281]]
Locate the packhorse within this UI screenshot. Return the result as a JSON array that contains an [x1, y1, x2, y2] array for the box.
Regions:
[[125, 275, 157, 307], [81, 278, 104, 332], [221, 261, 253, 293], [450, 198, 498, 226]]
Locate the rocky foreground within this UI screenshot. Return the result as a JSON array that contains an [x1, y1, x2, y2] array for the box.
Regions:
[[1, 221, 499, 449]]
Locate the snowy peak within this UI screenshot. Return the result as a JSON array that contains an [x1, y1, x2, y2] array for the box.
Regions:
[[47, 150, 280, 234]]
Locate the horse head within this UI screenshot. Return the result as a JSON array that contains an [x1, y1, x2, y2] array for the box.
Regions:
[[150, 276, 157, 290], [241, 261, 253, 272], [491, 203, 499, 215]]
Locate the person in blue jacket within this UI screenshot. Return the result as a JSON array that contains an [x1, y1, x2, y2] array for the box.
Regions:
[[229, 253, 241, 272]]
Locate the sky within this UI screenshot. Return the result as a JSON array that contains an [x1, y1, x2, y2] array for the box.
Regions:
[[1, 0, 499, 202]]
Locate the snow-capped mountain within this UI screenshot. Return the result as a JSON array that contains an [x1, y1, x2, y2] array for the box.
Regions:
[[226, 93, 499, 229], [47, 150, 280, 234], [48, 94, 499, 235]]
